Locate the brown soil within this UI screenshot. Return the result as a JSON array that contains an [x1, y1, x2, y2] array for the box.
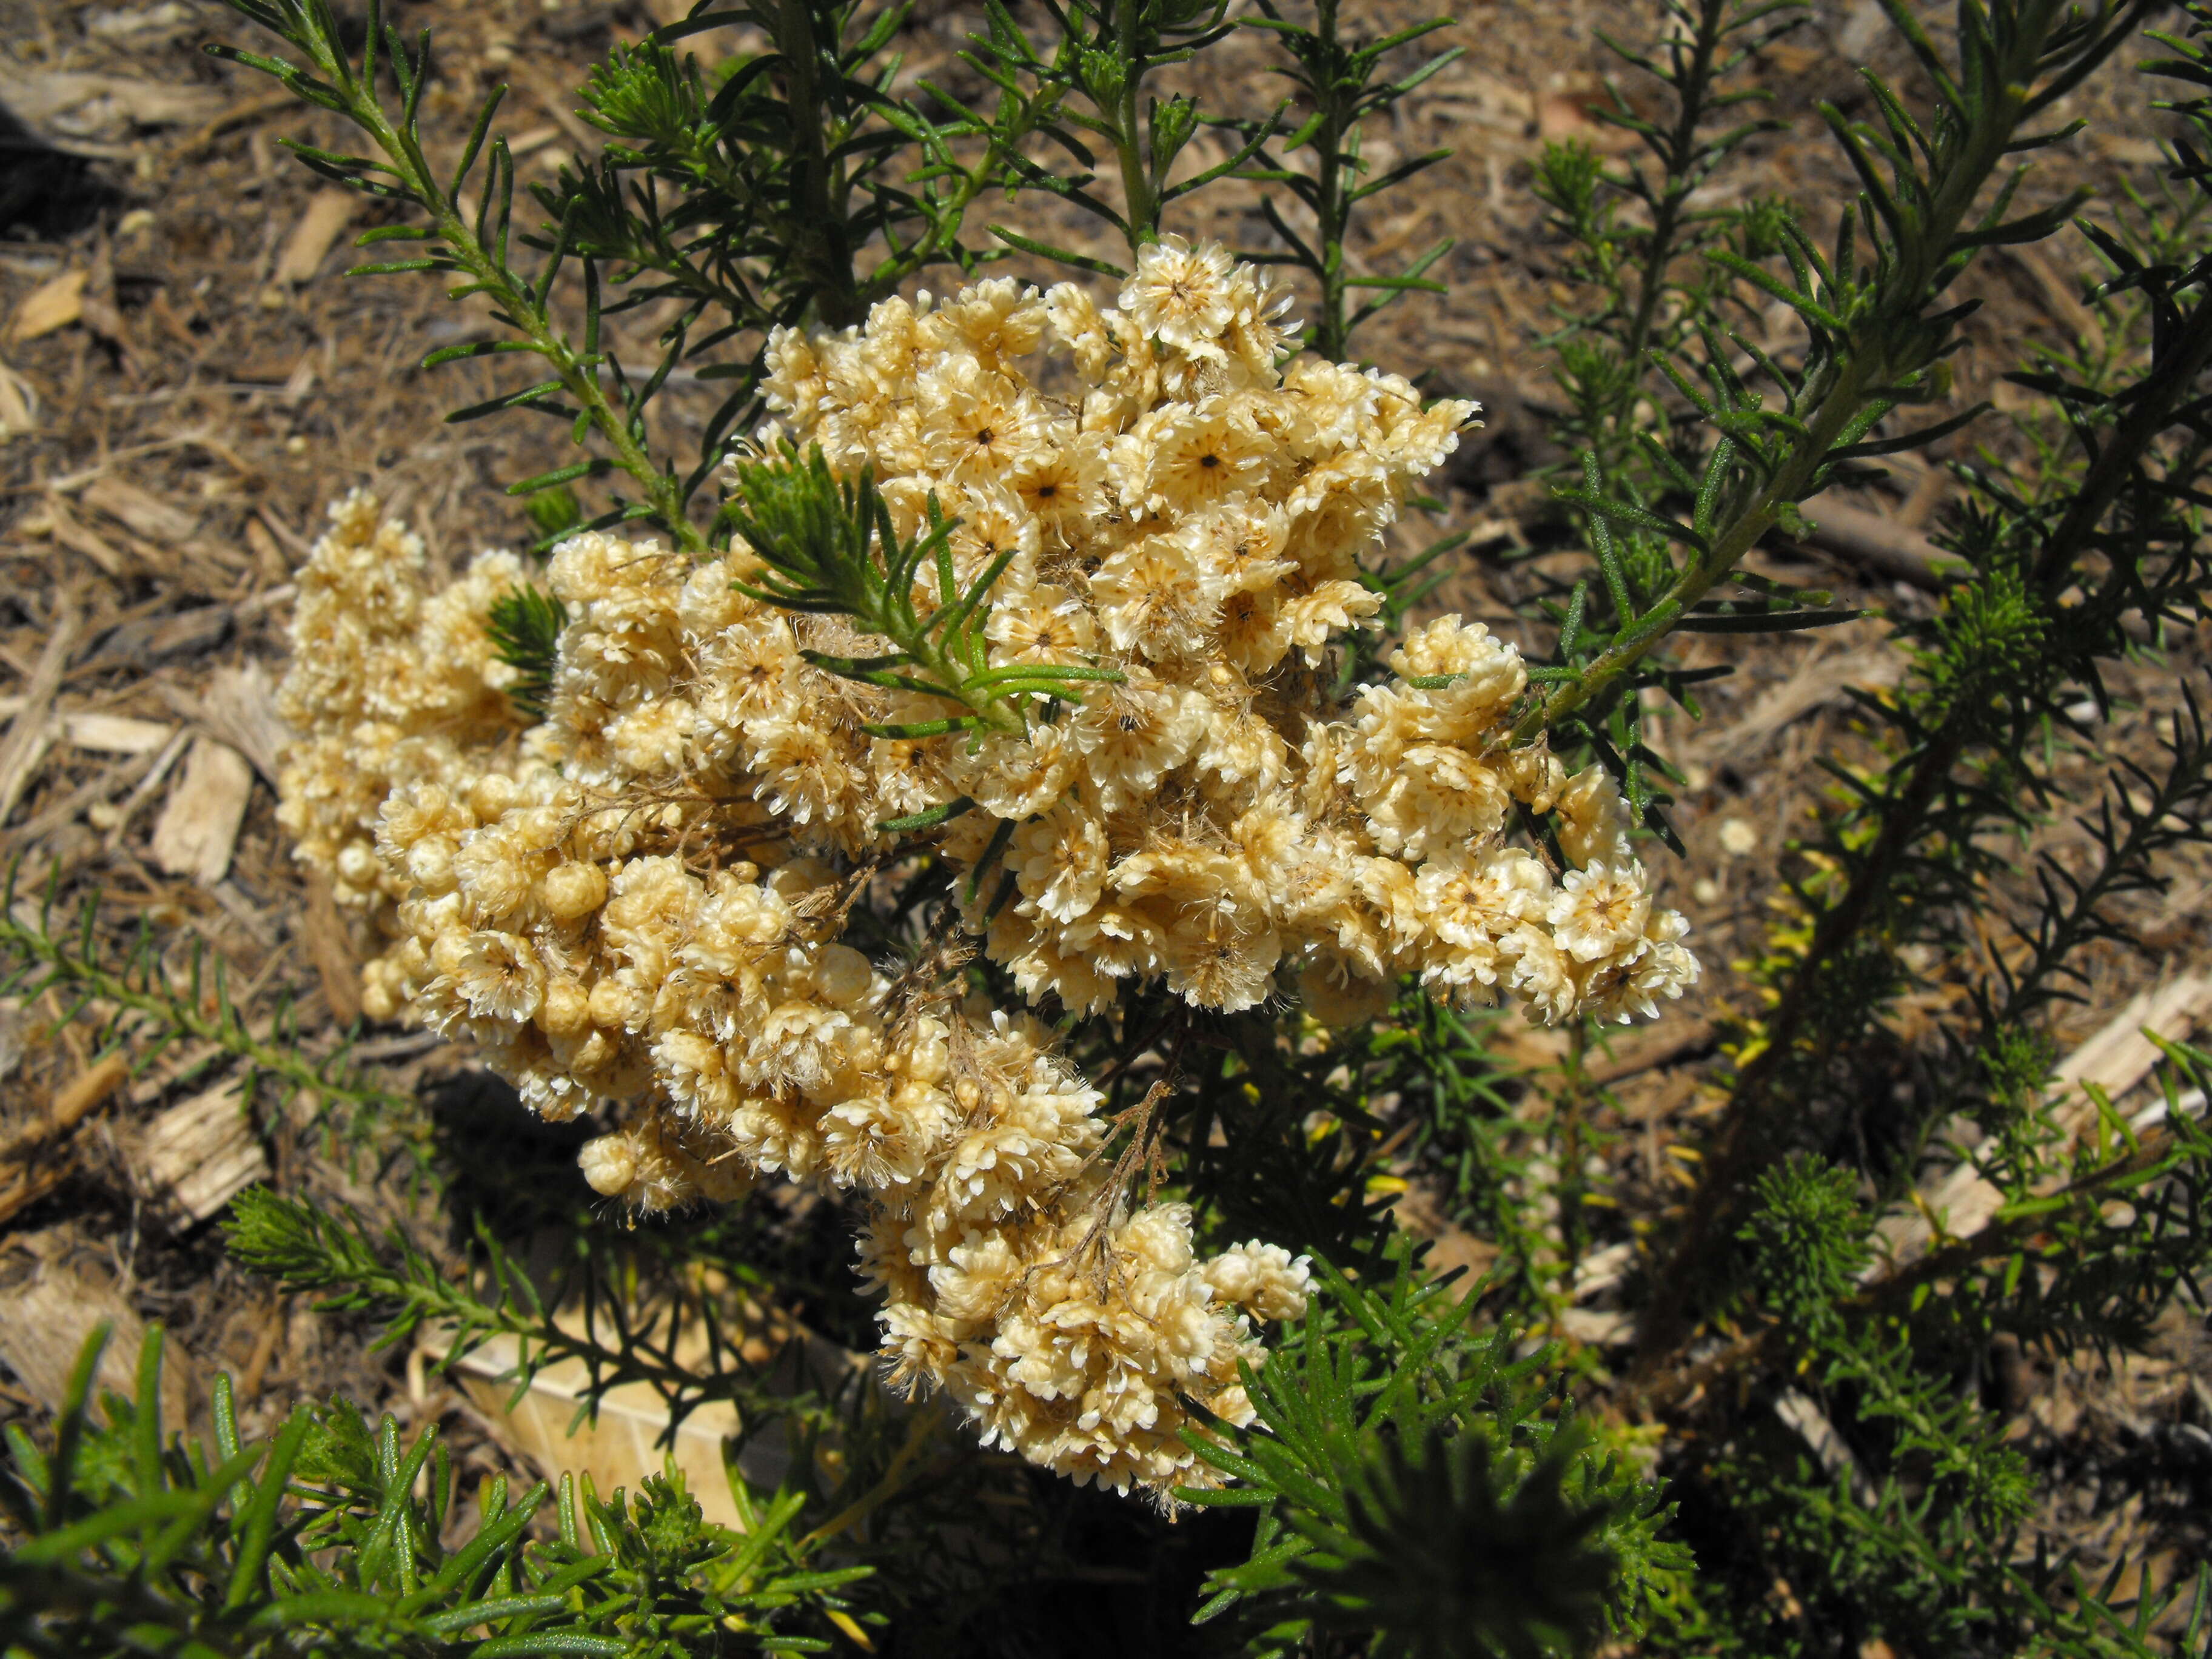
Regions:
[[0, 0, 2205, 1633]]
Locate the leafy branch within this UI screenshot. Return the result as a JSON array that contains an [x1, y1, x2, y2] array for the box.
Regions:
[[1633, 3, 2212, 1365], [1521, 0, 2156, 750], [1179, 1243, 1687, 1658], [0, 872, 417, 1156], [1229, 0, 1460, 361], [720, 444, 1122, 740], [0, 1323, 871, 1656], [209, 0, 705, 550], [223, 1187, 806, 1450], [980, 0, 1248, 269], [484, 584, 571, 723], [1533, 0, 1805, 483]]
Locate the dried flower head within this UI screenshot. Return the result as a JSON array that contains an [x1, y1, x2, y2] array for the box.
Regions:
[[276, 238, 1697, 1497]]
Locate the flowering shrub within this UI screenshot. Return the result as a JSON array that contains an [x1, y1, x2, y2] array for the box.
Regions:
[[0, 0, 2191, 1649], [273, 240, 1694, 1494]]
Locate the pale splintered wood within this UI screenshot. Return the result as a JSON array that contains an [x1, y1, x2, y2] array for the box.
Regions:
[[149, 736, 253, 884], [80, 476, 198, 545], [0, 356, 35, 440], [134, 1082, 268, 1224], [4, 270, 86, 347], [418, 1298, 877, 1530], [0, 702, 170, 753], [428, 1328, 757, 1530], [0, 1244, 191, 1426], [0, 607, 79, 825], [201, 662, 290, 784], [1872, 973, 2212, 1275], [270, 189, 357, 288], [1775, 1389, 1877, 1507]]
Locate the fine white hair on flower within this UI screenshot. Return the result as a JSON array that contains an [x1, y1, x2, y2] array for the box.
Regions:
[[274, 236, 1699, 1497]]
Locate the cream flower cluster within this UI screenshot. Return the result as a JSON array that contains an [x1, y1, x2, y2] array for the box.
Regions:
[[274, 497, 1304, 1495], [273, 238, 1695, 1495], [745, 236, 1698, 1030]]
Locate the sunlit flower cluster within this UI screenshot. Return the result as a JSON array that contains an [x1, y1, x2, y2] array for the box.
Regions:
[[740, 235, 1697, 1031], [275, 238, 1694, 1495]]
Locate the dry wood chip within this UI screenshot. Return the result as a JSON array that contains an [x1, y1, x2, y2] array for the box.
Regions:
[[417, 1304, 860, 1531], [2002, 243, 2105, 358], [1689, 645, 1906, 765], [424, 1330, 756, 1530], [13, 745, 161, 846], [0, 1056, 130, 1216], [101, 727, 188, 853], [149, 736, 253, 884], [1774, 1389, 1877, 1506], [1558, 1307, 1634, 1346], [43, 1053, 130, 1141], [1421, 69, 1535, 138], [1586, 1017, 1719, 1086], [301, 870, 362, 1026], [5, 269, 87, 347], [506, 124, 563, 156], [244, 516, 287, 580], [0, 69, 224, 140], [85, 4, 195, 41], [270, 189, 358, 288], [0, 356, 36, 441], [81, 604, 232, 671], [1535, 72, 1640, 149], [132, 1082, 269, 1224], [280, 352, 317, 403], [201, 662, 290, 785], [0, 1001, 26, 1084], [236, 1296, 285, 1405], [76, 293, 142, 377], [62, 712, 173, 754], [0, 700, 179, 755], [1872, 973, 2212, 1273], [0, 608, 80, 825], [44, 497, 129, 577], [172, 88, 296, 161], [0, 1241, 192, 1424], [80, 476, 199, 545], [1795, 497, 1959, 591]]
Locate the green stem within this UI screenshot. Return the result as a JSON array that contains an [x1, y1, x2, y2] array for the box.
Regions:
[[1309, 0, 1350, 360], [1517, 1, 2071, 748], [1629, 249, 2212, 1386], [775, 0, 862, 327], [0, 903, 409, 1124], [1619, 0, 1731, 373], [793, 1410, 942, 1553], [862, 99, 1053, 302], [1641, 1119, 2198, 1414], [312, 55, 703, 552], [1111, 0, 1159, 250], [1512, 345, 1875, 743]]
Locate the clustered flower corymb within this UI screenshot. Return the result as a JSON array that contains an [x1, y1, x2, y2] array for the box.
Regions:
[[275, 237, 1698, 1497]]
